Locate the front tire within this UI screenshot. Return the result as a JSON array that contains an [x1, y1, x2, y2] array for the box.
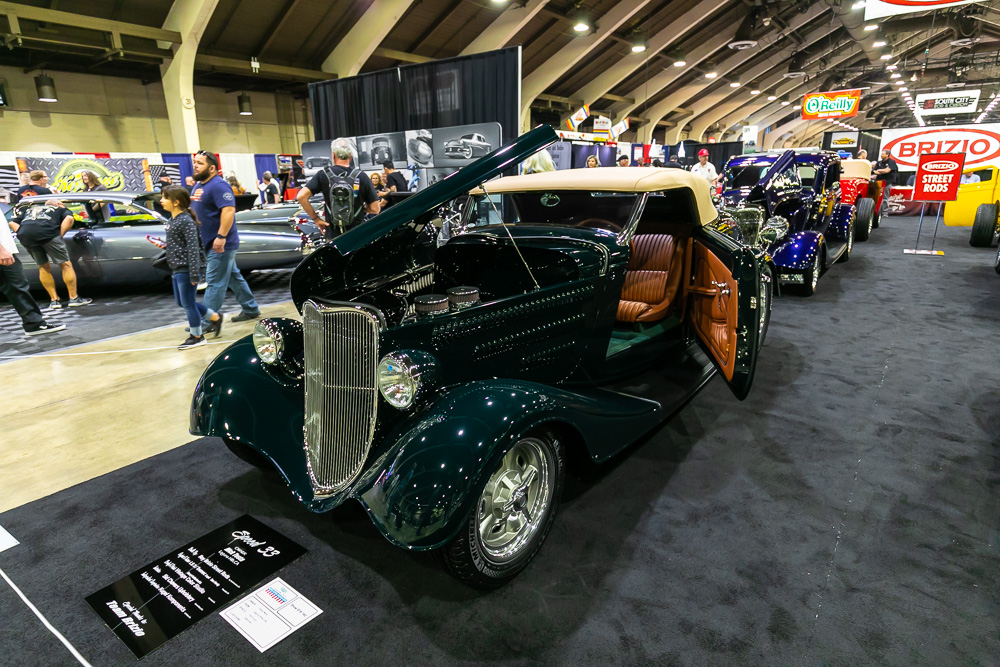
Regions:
[[855, 198, 874, 241], [758, 267, 772, 350], [223, 438, 275, 474], [969, 203, 999, 247], [441, 431, 564, 589]]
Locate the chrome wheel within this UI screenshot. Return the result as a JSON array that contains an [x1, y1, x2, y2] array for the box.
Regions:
[[476, 437, 554, 563]]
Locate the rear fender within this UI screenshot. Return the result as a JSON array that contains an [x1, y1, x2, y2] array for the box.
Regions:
[[768, 231, 823, 270], [356, 379, 661, 550], [829, 203, 856, 241]]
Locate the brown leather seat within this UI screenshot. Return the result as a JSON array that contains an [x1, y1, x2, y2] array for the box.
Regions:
[[617, 234, 685, 323]]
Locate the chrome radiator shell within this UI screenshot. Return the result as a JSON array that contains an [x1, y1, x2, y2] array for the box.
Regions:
[[302, 300, 382, 496]]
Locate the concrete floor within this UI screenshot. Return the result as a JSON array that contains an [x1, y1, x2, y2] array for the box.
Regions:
[[0, 301, 298, 512]]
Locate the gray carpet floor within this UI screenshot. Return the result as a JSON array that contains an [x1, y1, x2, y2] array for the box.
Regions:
[[0, 215, 997, 665], [0, 270, 294, 359]]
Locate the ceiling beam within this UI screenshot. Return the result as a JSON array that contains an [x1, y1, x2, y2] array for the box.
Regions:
[[372, 47, 431, 64], [253, 0, 305, 58], [569, 0, 729, 114], [0, 1, 180, 43], [461, 0, 549, 56], [195, 54, 330, 81], [321, 0, 415, 77], [521, 0, 653, 129]]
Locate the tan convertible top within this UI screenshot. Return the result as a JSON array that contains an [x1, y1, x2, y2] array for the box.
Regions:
[[470, 167, 717, 224], [841, 159, 872, 179]]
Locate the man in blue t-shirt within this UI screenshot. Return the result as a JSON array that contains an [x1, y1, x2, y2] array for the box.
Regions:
[[190, 150, 260, 323]]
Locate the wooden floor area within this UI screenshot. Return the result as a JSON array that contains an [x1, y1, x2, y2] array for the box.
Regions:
[[0, 302, 299, 513]]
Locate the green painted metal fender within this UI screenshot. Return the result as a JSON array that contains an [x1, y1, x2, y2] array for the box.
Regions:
[[356, 379, 663, 550]]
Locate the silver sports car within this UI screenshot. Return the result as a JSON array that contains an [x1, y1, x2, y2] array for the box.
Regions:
[[9, 192, 309, 288]]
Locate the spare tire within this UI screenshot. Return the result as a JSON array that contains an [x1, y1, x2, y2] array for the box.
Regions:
[[969, 203, 999, 247], [855, 198, 874, 241]]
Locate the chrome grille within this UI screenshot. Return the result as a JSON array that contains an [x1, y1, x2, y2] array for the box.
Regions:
[[303, 300, 381, 495]]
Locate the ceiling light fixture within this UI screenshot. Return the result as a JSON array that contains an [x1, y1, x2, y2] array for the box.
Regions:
[[864, 24, 878, 31], [895, 80, 904, 86], [704, 63, 718, 79], [793, 105, 802, 110], [730, 81, 741, 88], [631, 36, 646, 53], [852, 0, 866, 8], [879, 54, 892, 60], [890, 73, 901, 79], [781, 100, 790, 106], [672, 52, 687, 67], [238, 92, 252, 115], [750, 89, 761, 95], [34, 74, 57, 103], [767, 95, 777, 101], [872, 40, 886, 47], [571, 9, 590, 32], [886, 64, 897, 71]]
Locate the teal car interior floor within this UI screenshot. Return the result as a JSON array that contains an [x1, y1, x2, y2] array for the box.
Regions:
[[0, 215, 997, 665]]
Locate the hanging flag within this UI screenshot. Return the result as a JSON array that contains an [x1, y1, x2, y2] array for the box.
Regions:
[[610, 118, 630, 139], [565, 104, 591, 131]]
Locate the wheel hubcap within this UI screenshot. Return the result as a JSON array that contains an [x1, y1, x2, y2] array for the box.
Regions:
[[812, 254, 821, 290], [476, 437, 552, 563]]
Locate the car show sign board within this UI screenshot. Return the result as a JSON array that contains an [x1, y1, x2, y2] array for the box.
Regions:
[[830, 131, 859, 148], [86, 515, 306, 659], [880, 124, 1000, 170], [801, 89, 861, 120], [866, 0, 985, 21], [912, 153, 965, 202], [914, 90, 981, 116]]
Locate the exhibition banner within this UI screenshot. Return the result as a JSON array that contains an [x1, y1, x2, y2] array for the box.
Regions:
[[830, 131, 859, 148], [565, 104, 591, 131], [15, 156, 152, 192], [912, 153, 965, 202], [801, 90, 861, 120], [914, 90, 981, 116], [592, 116, 612, 139], [865, 0, 985, 21], [610, 118, 630, 139], [86, 515, 306, 658], [879, 124, 1000, 169]]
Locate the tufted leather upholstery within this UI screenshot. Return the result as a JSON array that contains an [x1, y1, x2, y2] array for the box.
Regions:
[[616, 234, 685, 323]]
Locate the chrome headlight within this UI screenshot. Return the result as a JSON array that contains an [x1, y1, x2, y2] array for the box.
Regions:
[[253, 320, 283, 364], [377, 350, 439, 409]]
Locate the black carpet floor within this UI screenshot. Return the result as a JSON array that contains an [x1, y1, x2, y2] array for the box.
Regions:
[[0, 216, 997, 665]]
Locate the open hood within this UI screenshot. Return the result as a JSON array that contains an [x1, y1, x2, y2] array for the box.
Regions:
[[328, 124, 557, 256], [289, 125, 558, 310]]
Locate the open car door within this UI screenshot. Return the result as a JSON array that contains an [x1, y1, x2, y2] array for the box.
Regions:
[[687, 225, 762, 400]]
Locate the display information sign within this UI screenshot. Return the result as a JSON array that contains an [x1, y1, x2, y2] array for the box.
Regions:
[[865, 0, 985, 21], [914, 90, 981, 116], [880, 124, 1000, 170], [741, 125, 759, 148], [86, 515, 306, 659], [912, 153, 965, 202], [220, 577, 322, 652], [801, 89, 861, 120], [830, 131, 859, 148]]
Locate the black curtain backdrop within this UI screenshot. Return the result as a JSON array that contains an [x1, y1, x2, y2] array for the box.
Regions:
[[309, 47, 520, 144]]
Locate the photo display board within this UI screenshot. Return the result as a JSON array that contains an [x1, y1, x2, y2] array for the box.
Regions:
[[86, 515, 306, 659], [15, 156, 153, 192], [301, 121, 501, 192]]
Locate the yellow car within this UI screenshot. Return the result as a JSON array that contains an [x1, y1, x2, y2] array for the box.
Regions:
[[943, 166, 1000, 247]]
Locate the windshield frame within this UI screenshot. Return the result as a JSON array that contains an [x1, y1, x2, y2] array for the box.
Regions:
[[460, 189, 647, 246]]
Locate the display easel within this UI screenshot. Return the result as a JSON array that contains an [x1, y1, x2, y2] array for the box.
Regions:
[[903, 152, 965, 257]]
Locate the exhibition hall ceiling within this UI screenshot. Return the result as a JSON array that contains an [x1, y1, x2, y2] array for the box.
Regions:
[[1, 0, 999, 142]]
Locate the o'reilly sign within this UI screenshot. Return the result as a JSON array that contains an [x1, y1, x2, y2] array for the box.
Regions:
[[801, 89, 861, 120]]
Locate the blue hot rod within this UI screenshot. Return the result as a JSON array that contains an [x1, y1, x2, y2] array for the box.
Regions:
[[720, 150, 857, 296]]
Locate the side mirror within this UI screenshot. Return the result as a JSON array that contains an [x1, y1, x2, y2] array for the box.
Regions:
[[759, 216, 789, 246]]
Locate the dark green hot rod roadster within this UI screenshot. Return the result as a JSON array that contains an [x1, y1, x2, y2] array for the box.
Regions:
[[191, 126, 768, 588]]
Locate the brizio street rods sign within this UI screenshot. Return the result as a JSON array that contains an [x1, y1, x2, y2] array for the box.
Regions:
[[879, 124, 1000, 169], [912, 153, 965, 202], [801, 90, 861, 120], [86, 515, 306, 658]]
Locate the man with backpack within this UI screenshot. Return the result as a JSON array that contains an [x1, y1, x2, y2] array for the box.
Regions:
[[297, 138, 380, 238]]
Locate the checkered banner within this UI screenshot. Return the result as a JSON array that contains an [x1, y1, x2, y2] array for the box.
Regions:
[[15, 156, 152, 193]]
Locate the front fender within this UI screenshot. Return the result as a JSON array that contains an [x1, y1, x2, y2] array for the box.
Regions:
[[357, 379, 661, 550], [190, 337, 314, 503], [768, 231, 823, 270]]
